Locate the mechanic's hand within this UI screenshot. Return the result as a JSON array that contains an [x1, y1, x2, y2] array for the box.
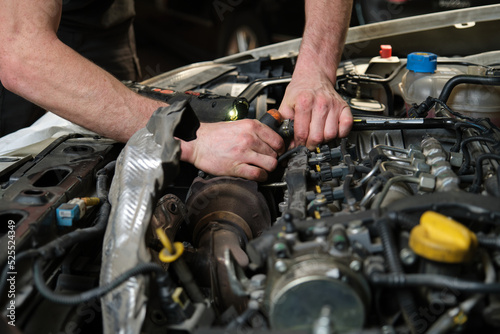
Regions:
[[180, 120, 285, 181], [279, 66, 353, 150]]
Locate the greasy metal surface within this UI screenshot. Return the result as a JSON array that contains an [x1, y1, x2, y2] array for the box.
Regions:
[[150, 194, 188, 243], [186, 176, 272, 241], [285, 147, 309, 220], [0, 136, 119, 262], [185, 176, 272, 314]]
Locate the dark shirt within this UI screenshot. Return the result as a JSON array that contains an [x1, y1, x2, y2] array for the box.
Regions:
[[60, 0, 135, 31], [0, 0, 139, 136]]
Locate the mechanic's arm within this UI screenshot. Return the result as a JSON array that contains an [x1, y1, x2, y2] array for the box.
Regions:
[[0, 1, 164, 142], [0, 0, 283, 181], [279, 0, 353, 150]]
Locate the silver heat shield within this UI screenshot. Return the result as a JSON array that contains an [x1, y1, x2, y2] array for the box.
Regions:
[[99, 101, 199, 334]]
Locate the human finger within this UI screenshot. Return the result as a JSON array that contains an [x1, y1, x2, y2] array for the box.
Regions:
[[338, 105, 353, 138], [293, 93, 314, 147]]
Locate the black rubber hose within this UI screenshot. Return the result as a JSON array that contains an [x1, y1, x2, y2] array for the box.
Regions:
[[354, 165, 372, 174], [96, 161, 115, 199], [343, 175, 356, 208], [0, 250, 40, 298], [33, 259, 164, 305], [458, 137, 497, 175], [37, 201, 111, 259], [432, 98, 489, 131], [376, 219, 403, 273], [1, 162, 115, 298], [278, 145, 306, 164], [386, 211, 419, 231], [438, 75, 500, 104], [340, 138, 355, 167], [36, 162, 115, 259], [477, 235, 500, 250], [471, 153, 500, 193], [450, 122, 489, 153], [376, 219, 422, 334], [370, 272, 500, 294]]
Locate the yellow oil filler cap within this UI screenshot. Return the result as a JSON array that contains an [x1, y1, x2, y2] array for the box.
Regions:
[[409, 211, 477, 263]]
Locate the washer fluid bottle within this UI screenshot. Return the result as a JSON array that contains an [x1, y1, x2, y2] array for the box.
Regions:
[[401, 52, 500, 125]]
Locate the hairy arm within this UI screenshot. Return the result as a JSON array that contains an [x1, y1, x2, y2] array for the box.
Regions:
[[279, 0, 353, 150], [0, 0, 165, 142], [0, 0, 284, 181]]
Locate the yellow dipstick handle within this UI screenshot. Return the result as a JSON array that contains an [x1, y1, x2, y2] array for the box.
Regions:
[[156, 228, 184, 263], [409, 211, 477, 263]]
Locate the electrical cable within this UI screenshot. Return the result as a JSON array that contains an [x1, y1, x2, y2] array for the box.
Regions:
[[277, 146, 306, 164], [33, 259, 164, 305], [426, 251, 495, 334], [450, 122, 488, 153], [470, 153, 500, 193], [431, 98, 488, 130], [477, 234, 500, 250], [457, 136, 497, 175], [1, 161, 116, 300], [0, 250, 40, 298], [386, 211, 420, 231], [370, 271, 500, 294], [376, 219, 422, 334], [38, 201, 111, 259]]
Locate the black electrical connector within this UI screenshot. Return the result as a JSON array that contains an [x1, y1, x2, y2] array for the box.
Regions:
[[408, 96, 435, 118]]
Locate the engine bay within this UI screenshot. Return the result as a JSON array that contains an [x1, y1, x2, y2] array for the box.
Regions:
[[1, 9, 500, 334]]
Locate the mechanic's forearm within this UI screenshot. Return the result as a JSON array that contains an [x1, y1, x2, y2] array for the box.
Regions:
[[2, 39, 164, 142], [299, 0, 352, 79]]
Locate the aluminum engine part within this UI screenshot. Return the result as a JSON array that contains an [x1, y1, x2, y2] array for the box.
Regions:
[[421, 136, 460, 192], [266, 253, 370, 333], [185, 176, 272, 312]]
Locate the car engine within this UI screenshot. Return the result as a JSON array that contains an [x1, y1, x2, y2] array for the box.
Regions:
[[1, 9, 500, 334]]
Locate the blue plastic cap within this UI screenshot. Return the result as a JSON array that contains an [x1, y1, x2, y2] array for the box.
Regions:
[[56, 203, 80, 227], [407, 52, 438, 73]]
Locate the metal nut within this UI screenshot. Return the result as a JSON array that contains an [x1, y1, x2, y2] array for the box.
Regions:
[[349, 260, 362, 272], [274, 260, 287, 273], [400, 248, 417, 266], [418, 173, 436, 192], [413, 161, 431, 175], [449, 151, 463, 167]]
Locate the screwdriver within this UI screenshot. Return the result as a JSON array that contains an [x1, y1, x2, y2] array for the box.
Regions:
[[259, 109, 294, 139]]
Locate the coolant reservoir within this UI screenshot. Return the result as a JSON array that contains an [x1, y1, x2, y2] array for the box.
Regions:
[[400, 52, 500, 125]]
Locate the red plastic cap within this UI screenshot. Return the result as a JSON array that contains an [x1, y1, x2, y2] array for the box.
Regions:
[[380, 45, 392, 58]]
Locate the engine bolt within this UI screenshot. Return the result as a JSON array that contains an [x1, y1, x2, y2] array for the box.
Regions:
[[250, 274, 267, 289], [400, 248, 417, 266], [275, 260, 287, 273], [349, 260, 362, 272]]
